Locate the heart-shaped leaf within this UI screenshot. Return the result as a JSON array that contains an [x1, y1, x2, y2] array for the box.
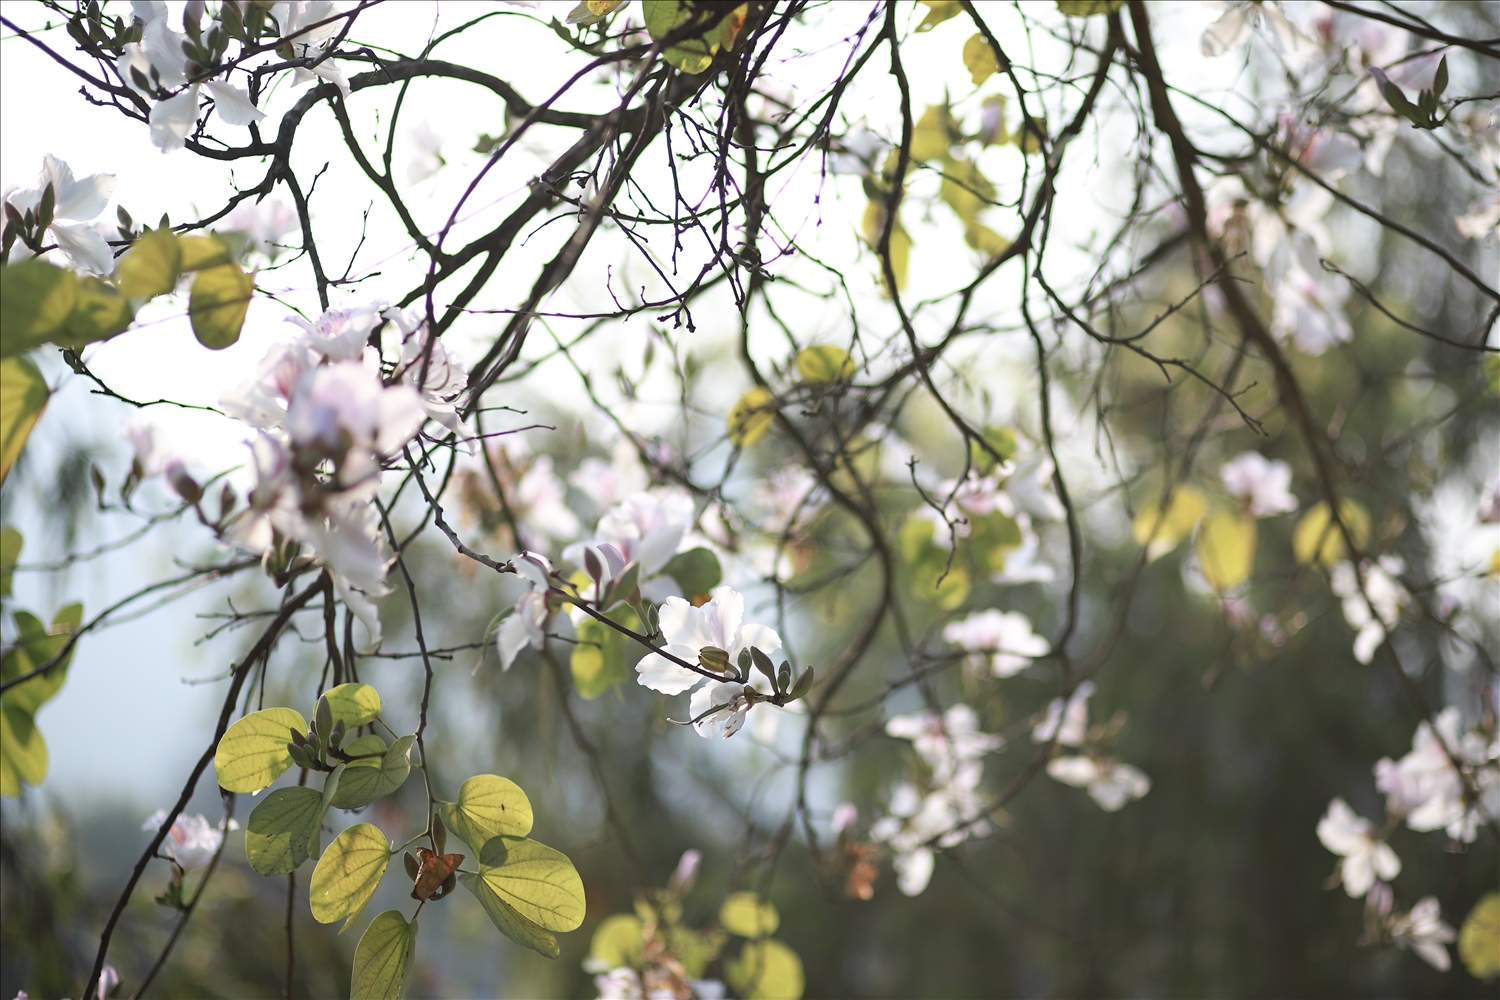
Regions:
[[324, 683, 383, 728], [215, 707, 306, 793], [331, 735, 413, 810], [245, 785, 321, 875], [440, 774, 533, 852], [459, 871, 560, 959], [474, 835, 586, 932], [310, 823, 392, 930], [351, 909, 417, 1000]]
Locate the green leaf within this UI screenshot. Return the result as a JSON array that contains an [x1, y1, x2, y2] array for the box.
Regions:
[[794, 345, 855, 385], [0, 526, 20, 597], [474, 835, 587, 932], [58, 277, 134, 347], [245, 785, 322, 875], [570, 617, 631, 701], [331, 734, 414, 810], [351, 909, 417, 1000], [1056, 0, 1123, 15], [1433, 55, 1448, 99], [0, 355, 50, 484], [459, 871, 561, 959], [324, 682, 383, 728], [309, 762, 345, 858], [724, 938, 804, 1000], [0, 258, 77, 357], [177, 233, 234, 272], [440, 774, 534, 852], [720, 891, 780, 937], [215, 706, 307, 793], [567, 0, 627, 27], [588, 913, 645, 968], [188, 261, 253, 349], [728, 387, 776, 448], [962, 33, 997, 85], [116, 227, 181, 298], [662, 547, 723, 598], [915, 0, 961, 32], [1482, 354, 1499, 396], [0, 702, 47, 796], [1292, 498, 1370, 567], [310, 823, 392, 929], [3, 604, 84, 715], [910, 104, 955, 163], [1131, 485, 1206, 562], [968, 510, 1022, 574], [973, 426, 1017, 469], [641, 0, 718, 74], [862, 201, 911, 294], [1196, 509, 1256, 592], [1459, 891, 1500, 980]]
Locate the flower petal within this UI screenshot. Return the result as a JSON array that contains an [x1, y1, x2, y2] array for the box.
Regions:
[[634, 648, 703, 695], [203, 81, 267, 126], [150, 87, 199, 152], [50, 221, 115, 274]]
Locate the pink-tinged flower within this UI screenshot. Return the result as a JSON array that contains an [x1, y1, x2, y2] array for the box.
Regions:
[[291, 303, 385, 362], [942, 609, 1049, 677], [1388, 896, 1456, 971], [1316, 797, 1399, 897], [385, 307, 471, 444], [1271, 266, 1352, 355], [496, 551, 553, 671], [634, 586, 782, 697], [569, 438, 650, 513], [1032, 681, 1093, 747], [1329, 557, 1408, 664], [1046, 755, 1151, 811], [5, 155, 117, 273], [96, 963, 120, 999], [1219, 451, 1297, 517], [142, 809, 239, 872], [1200, 1, 1304, 58], [227, 198, 298, 259]]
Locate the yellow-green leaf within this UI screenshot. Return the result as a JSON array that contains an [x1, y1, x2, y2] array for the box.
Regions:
[[188, 261, 253, 350], [718, 3, 750, 51], [642, 0, 718, 74], [1016, 116, 1048, 155], [475, 835, 587, 932], [964, 221, 1010, 257], [725, 938, 804, 1000], [962, 33, 998, 85], [331, 734, 414, 810], [566, 0, 627, 26], [310, 823, 392, 929], [58, 277, 134, 347], [0, 258, 77, 357], [1057, 0, 1123, 16], [720, 891, 780, 937], [795, 345, 855, 384], [3, 604, 84, 715], [1484, 355, 1500, 396], [117, 227, 181, 298], [324, 682, 383, 728], [1292, 499, 1370, 566], [0, 355, 49, 484], [969, 510, 1022, 574], [728, 386, 777, 448], [1131, 485, 1206, 562], [1196, 509, 1256, 592], [571, 617, 630, 701], [1459, 891, 1500, 980], [940, 157, 996, 227], [215, 706, 306, 793], [0, 703, 47, 796], [0, 526, 20, 597], [441, 774, 535, 852], [245, 785, 322, 875], [459, 870, 561, 958], [589, 913, 645, 968], [910, 104, 955, 162], [178, 234, 234, 272], [351, 910, 417, 1000], [915, 0, 961, 32], [862, 200, 912, 294], [977, 94, 1008, 145]]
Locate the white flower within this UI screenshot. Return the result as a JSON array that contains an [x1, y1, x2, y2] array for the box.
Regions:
[[892, 847, 935, 896], [496, 552, 553, 671], [1329, 557, 1408, 664], [514, 454, 581, 547], [570, 438, 650, 512], [567, 487, 693, 597], [688, 681, 755, 739], [5, 155, 117, 273], [1316, 797, 1399, 897], [1388, 896, 1456, 971], [1376, 706, 1499, 843], [886, 704, 1004, 783], [277, 1, 351, 97], [120, 14, 266, 153], [142, 809, 239, 872], [96, 963, 120, 999], [1200, 1, 1304, 58], [227, 198, 298, 259], [1455, 193, 1500, 240], [384, 307, 471, 443], [291, 303, 385, 362], [942, 609, 1049, 677], [1045, 755, 1151, 811], [407, 122, 445, 183], [634, 585, 781, 696], [1271, 266, 1352, 355], [1219, 452, 1297, 517], [1032, 681, 1093, 747], [594, 966, 643, 1000]]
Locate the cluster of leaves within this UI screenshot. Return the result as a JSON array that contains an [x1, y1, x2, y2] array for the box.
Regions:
[[1, 226, 253, 358], [0, 525, 83, 798], [214, 684, 585, 998]]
